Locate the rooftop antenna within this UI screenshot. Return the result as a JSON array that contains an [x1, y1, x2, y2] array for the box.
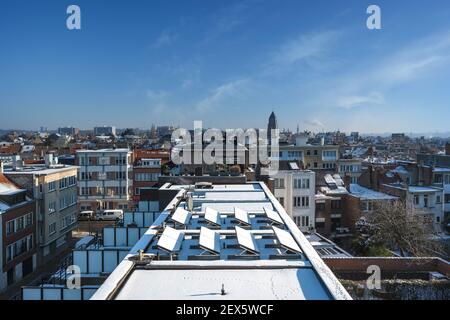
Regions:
[[221, 284, 226, 296]]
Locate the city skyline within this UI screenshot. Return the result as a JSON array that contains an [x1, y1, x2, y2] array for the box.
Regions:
[[2, 0, 450, 133]]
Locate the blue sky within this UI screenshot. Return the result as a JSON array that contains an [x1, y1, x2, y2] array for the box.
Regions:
[[1, 0, 450, 133]]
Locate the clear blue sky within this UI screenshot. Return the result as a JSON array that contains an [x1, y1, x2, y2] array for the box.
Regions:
[[1, 0, 450, 133]]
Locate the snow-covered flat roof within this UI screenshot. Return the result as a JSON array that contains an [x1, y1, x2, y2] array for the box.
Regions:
[[432, 167, 450, 173], [349, 184, 397, 200], [115, 268, 331, 300], [91, 182, 351, 301], [76, 148, 130, 153], [408, 186, 442, 193]]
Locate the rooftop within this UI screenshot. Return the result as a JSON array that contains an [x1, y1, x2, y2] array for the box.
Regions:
[[76, 148, 131, 153], [91, 182, 351, 300], [4, 164, 77, 175], [349, 184, 398, 200]]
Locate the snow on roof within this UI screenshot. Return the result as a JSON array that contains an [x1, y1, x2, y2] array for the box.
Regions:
[[114, 267, 331, 300], [408, 186, 441, 193], [390, 166, 409, 175], [433, 167, 450, 173], [349, 184, 397, 200], [76, 148, 130, 153], [91, 182, 351, 301]]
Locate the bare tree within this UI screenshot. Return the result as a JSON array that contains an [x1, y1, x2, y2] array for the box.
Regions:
[[362, 200, 445, 257]]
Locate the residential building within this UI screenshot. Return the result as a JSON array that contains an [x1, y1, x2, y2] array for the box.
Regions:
[[94, 126, 116, 137], [76, 149, 133, 213], [337, 158, 362, 184], [278, 135, 339, 171], [315, 173, 348, 237], [132, 149, 169, 202], [343, 184, 397, 233], [4, 156, 78, 264], [58, 127, 80, 136], [272, 161, 315, 232], [0, 171, 37, 292], [381, 183, 444, 230]]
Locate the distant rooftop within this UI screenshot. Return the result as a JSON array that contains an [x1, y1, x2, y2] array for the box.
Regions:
[[4, 164, 77, 175], [349, 184, 398, 200], [76, 148, 131, 153]]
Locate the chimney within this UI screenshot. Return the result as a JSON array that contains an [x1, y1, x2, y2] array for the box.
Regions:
[[12, 154, 21, 171], [45, 153, 54, 168]]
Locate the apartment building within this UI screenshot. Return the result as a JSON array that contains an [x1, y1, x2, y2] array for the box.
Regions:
[[315, 173, 348, 237], [58, 127, 80, 136], [76, 149, 133, 213], [94, 126, 116, 137], [337, 158, 363, 184], [4, 156, 78, 264], [431, 167, 450, 224], [344, 184, 397, 233], [132, 149, 169, 202], [278, 135, 339, 171], [0, 171, 36, 292], [272, 161, 315, 232], [381, 183, 444, 230]]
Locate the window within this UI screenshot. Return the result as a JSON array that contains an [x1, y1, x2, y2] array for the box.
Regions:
[[316, 203, 325, 211], [26, 213, 33, 227], [424, 195, 429, 208], [434, 174, 443, 184], [294, 178, 309, 189], [445, 175, 450, 185], [437, 195, 442, 204], [48, 181, 56, 192], [6, 220, 15, 236], [274, 178, 285, 189], [301, 216, 310, 227], [445, 194, 450, 203], [7, 235, 34, 261], [278, 197, 284, 206], [16, 216, 24, 231], [294, 196, 309, 208], [135, 188, 140, 195], [68, 176, 77, 186], [135, 173, 160, 182], [59, 178, 66, 189], [323, 150, 337, 159], [314, 150, 318, 156], [414, 195, 420, 205], [49, 223, 57, 235], [331, 200, 341, 209], [49, 201, 57, 214]]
